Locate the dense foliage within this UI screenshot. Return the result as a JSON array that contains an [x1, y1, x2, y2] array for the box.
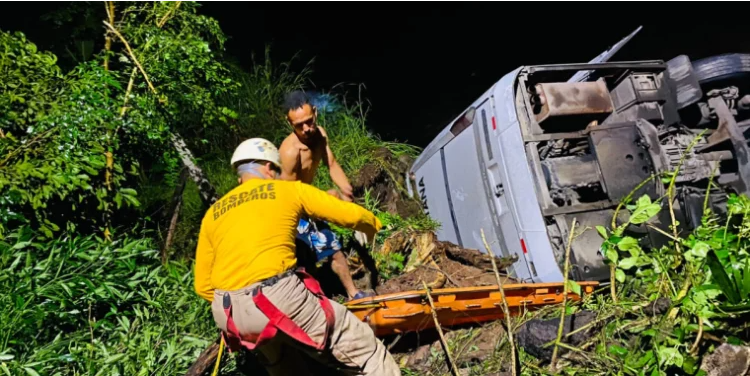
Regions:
[[586, 192, 750, 375], [0, 2, 239, 240], [0, 227, 215, 375]]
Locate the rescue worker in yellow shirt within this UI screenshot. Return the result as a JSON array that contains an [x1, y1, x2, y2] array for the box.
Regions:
[[194, 138, 400, 376]]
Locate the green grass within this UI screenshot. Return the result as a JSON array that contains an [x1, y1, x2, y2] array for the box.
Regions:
[[0, 226, 216, 376]]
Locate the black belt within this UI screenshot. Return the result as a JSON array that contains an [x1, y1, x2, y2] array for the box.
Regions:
[[250, 268, 297, 296]]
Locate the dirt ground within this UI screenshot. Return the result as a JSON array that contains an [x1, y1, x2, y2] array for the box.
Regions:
[[351, 230, 518, 294], [389, 321, 510, 374], [351, 147, 423, 219], [375, 256, 502, 294]]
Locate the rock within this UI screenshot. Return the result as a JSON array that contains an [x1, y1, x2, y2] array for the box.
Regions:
[[643, 297, 671, 316], [700, 344, 750, 376], [403, 344, 432, 371], [515, 311, 597, 361]]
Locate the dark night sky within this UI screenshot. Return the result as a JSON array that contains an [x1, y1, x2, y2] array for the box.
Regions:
[[3, 3, 749, 146]]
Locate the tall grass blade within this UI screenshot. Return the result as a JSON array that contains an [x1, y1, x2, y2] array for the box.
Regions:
[[707, 249, 741, 304]]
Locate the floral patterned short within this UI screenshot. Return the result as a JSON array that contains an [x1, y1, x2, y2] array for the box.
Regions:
[[296, 217, 342, 262]]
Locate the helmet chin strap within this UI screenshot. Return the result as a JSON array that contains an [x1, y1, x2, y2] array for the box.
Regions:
[[236, 162, 268, 179]]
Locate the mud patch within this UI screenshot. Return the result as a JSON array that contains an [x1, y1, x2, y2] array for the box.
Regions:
[[367, 231, 518, 294], [393, 322, 507, 374], [376, 258, 500, 294], [352, 147, 423, 219]]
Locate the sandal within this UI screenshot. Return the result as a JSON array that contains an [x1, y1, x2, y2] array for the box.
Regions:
[[348, 290, 376, 301]]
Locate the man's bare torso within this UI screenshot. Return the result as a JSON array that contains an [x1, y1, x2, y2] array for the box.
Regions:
[[279, 131, 325, 184]]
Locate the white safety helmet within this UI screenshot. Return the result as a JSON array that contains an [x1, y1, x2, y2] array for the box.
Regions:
[[231, 138, 281, 169]]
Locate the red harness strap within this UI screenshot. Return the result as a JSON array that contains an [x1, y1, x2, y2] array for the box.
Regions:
[[222, 269, 335, 352]]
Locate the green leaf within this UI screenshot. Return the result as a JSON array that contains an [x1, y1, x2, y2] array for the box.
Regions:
[[630, 349, 654, 368], [60, 283, 72, 297], [682, 356, 699, 374], [566, 280, 581, 296], [707, 249, 741, 304], [12, 241, 31, 250], [733, 266, 743, 302], [123, 194, 140, 208], [619, 257, 638, 270], [606, 248, 619, 264], [23, 368, 40, 376], [637, 195, 652, 207], [0, 354, 13, 361], [616, 268, 626, 283], [630, 203, 662, 224], [658, 346, 683, 368], [618, 236, 639, 251], [608, 345, 628, 357], [120, 188, 137, 196], [596, 226, 608, 239], [105, 353, 126, 364], [642, 329, 657, 337], [687, 241, 710, 260], [693, 285, 722, 300], [727, 336, 743, 345]]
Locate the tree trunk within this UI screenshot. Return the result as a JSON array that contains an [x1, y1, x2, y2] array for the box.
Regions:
[[185, 341, 220, 376], [162, 168, 188, 263], [171, 132, 219, 207], [162, 200, 181, 263]]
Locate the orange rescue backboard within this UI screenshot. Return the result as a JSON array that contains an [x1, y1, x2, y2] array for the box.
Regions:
[[345, 282, 599, 337]]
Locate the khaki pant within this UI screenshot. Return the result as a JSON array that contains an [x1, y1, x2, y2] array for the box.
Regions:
[[211, 272, 400, 376]]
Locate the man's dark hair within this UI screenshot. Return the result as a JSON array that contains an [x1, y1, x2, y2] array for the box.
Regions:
[[283, 90, 313, 112]]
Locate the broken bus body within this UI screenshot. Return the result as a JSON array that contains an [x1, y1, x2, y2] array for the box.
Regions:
[[408, 28, 750, 283]]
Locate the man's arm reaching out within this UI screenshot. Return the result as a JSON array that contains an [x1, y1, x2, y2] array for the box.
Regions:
[[318, 126, 353, 201]]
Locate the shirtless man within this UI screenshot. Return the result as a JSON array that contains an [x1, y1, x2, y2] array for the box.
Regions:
[[278, 90, 374, 301]]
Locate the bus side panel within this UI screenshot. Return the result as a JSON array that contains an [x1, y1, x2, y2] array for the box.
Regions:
[[442, 123, 502, 254], [474, 100, 531, 281], [413, 153, 459, 244]]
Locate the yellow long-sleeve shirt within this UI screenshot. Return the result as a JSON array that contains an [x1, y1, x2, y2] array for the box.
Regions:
[[194, 178, 382, 301]]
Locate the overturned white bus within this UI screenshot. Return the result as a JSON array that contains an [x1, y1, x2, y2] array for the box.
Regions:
[[408, 28, 750, 283]]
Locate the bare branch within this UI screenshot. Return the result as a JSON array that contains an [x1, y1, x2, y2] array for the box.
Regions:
[[157, 1, 182, 28], [103, 1, 115, 71], [422, 281, 460, 376], [550, 218, 577, 371], [481, 228, 517, 376], [103, 21, 157, 95]]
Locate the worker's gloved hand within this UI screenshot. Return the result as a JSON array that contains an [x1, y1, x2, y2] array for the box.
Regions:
[[354, 230, 369, 247]]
